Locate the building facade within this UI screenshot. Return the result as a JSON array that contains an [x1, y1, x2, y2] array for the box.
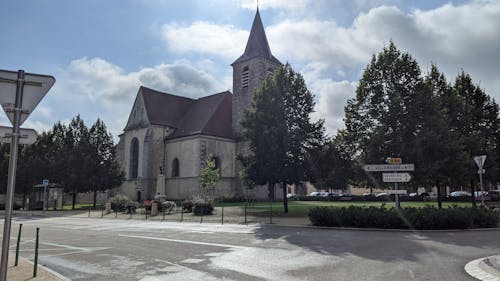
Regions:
[[117, 9, 282, 201]]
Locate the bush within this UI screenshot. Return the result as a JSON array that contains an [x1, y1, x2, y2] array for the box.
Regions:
[[109, 195, 130, 212], [182, 200, 193, 213], [308, 205, 498, 229], [192, 196, 214, 216], [161, 201, 176, 213]]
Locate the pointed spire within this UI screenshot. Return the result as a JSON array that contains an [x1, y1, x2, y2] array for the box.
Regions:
[[232, 9, 281, 65]]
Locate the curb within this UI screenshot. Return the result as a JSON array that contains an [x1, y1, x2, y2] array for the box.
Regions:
[[21, 257, 71, 281], [465, 256, 500, 281]]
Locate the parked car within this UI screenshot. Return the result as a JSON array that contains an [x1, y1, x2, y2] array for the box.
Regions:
[[488, 190, 500, 199], [474, 191, 488, 197], [286, 193, 298, 200], [307, 191, 321, 197], [449, 191, 471, 197], [375, 192, 388, 198]]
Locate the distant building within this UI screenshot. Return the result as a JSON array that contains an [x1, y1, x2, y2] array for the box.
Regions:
[[117, 9, 282, 201]]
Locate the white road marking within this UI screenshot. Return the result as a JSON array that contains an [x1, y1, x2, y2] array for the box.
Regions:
[[119, 234, 246, 249], [181, 258, 204, 264]]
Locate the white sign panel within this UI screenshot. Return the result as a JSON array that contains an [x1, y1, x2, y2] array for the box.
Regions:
[[473, 155, 487, 169], [0, 69, 55, 126], [0, 126, 37, 145], [42, 179, 49, 187], [388, 190, 407, 195], [364, 164, 415, 172], [383, 173, 412, 182]]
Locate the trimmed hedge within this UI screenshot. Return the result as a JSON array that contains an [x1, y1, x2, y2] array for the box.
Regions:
[[308, 205, 499, 229]]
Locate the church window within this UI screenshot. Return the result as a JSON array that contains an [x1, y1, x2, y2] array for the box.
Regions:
[[241, 66, 249, 88], [130, 138, 139, 179], [172, 158, 179, 177], [267, 67, 274, 76], [213, 156, 221, 170]]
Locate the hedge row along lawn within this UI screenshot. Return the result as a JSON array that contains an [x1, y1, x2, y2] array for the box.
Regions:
[[308, 205, 499, 229], [216, 201, 473, 217]]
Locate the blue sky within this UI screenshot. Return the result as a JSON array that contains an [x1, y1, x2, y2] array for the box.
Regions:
[[1, 0, 498, 139]]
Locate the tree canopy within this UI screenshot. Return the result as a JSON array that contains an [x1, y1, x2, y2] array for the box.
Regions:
[[240, 63, 325, 212]]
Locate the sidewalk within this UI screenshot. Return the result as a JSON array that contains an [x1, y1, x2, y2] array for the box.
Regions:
[[465, 255, 500, 281], [6, 255, 68, 281]]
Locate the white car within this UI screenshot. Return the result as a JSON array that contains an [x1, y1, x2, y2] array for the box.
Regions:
[[449, 191, 471, 197]]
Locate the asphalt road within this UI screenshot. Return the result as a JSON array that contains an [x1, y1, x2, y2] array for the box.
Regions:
[[1, 215, 499, 280]]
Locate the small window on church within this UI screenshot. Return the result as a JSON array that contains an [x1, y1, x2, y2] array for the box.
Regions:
[[267, 67, 274, 76], [172, 158, 179, 177], [212, 156, 221, 170], [242, 66, 249, 88]]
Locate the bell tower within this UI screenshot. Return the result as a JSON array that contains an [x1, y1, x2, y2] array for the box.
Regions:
[[231, 8, 282, 137]]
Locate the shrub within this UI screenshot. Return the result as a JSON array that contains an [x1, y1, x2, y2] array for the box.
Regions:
[[308, 205, 498, 229], [182, 200, 193, 213], [192, 196, 214, 216], [161, 201, 176, 213], [109, 195, 130, 211]]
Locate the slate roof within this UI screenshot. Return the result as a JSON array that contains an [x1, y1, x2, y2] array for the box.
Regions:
[[232, 8, 281, 65], [139, 86, 233, 140]]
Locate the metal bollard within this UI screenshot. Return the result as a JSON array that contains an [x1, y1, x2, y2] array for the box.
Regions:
[[88, 205, 91, 217], [14, 224, 22, 266], [221, 205, 224, 225], [244, 203, 248, 225], [181, 207, 184, 222], [115, 208, 118, 219], [269, 202, 273, 224], [33, 227, 39, 277], [163, 207, 166, 221], [200, 206, 204, 223], [101, 205, 104, 218], [145, 207, 148, 220]]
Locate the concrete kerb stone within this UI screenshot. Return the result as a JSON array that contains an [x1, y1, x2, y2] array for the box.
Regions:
[[6, 254, 69, 281], [465, 255, 500, 281]]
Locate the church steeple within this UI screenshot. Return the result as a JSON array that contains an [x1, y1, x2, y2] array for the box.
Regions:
[[232, 8, 281, 65], [231, 8, 281, 137]]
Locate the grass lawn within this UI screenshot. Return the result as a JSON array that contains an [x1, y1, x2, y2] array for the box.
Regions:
[[216, 201, 474, 217], [62, 203, 103, 211]]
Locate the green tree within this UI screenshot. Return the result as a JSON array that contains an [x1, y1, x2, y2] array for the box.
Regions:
[[88, 118, 124, 208], [200, 155, 220, 201], [241, 63, 325, 213]]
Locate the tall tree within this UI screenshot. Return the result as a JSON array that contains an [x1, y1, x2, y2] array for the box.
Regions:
[[88, 118, 124, 208], [241, 63, 325, 213]]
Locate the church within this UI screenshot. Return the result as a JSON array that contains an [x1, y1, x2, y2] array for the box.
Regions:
[[116, 9, 283, 201]]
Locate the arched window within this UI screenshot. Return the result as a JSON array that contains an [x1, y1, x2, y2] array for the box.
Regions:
[[241, 66, 249, 88], [172, 158, 179, 177], [130, 138, 139, 179], [267, 67, 274, 76]]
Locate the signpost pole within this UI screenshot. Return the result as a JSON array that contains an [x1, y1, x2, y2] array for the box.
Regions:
[[479, 171, 484, 205], [0, 70, 24, 281]]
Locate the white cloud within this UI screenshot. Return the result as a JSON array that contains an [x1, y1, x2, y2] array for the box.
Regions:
[[240, 0, 310, 10], [52, 57, 226, 139], [162, 22, 248, 60]]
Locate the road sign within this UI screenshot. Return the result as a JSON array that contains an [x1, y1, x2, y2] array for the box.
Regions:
[[0, 70, 54, 281], [383, 173, 412, 182], [386, 157, 402, 164], [42, 179, 49, 187], [0, 126, 37, 145], [363, 164, 414, 172], [0, 69, 55, 126], [473, 155, 486, 169], [388, 190, 407, 195]]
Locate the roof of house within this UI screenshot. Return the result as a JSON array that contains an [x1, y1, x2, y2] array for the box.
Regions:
[[232, 8, 281, 65], [138, 86, 233, 140]]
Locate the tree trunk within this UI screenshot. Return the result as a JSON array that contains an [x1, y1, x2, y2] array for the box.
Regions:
[[268, 182, 275, 201], [72, 192, 77, 210], [93, 189, 97, 209], [282, 182, 288, 213], [470, 179, 476, 207], [436, 180, 442, 209]]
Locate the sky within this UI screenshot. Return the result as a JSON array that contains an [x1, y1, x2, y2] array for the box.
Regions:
[[1, 0, 498, 140]]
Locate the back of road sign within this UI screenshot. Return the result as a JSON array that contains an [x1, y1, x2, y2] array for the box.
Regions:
[[0, 69, 55, 126]]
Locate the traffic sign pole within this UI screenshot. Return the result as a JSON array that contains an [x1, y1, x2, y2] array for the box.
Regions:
[[0, 70, 24, 281], [479, 170, 484, 205]]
